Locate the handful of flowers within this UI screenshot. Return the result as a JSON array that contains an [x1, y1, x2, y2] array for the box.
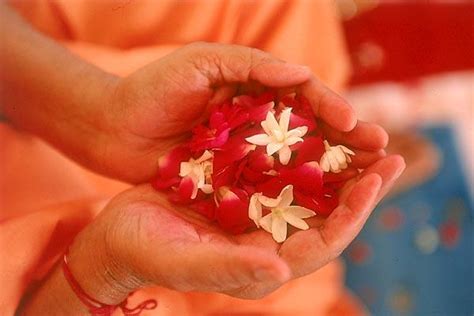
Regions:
[[152, 92, 355, 242]]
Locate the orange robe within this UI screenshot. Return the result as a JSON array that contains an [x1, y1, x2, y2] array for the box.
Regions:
[[1, 1, 363, 315]]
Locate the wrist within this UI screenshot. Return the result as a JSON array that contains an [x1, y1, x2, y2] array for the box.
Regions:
[[67, 222, 144, 306]]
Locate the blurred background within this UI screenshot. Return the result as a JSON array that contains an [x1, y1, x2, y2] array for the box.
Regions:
[[2, 0, 472, 315], [337, 1, 473, 315]]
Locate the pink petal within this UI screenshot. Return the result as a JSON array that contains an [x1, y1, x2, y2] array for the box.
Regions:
[[294, 136, 326, 166], [279, 161, 323, 196], [216, 188, 252, 234], [157, 146, 191, 180]]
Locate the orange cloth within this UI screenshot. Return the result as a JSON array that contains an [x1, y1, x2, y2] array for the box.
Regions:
[[1, 1, 363, 315]]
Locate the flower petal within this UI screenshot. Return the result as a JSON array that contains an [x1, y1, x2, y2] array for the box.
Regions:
[[157, 146, 191, 180], [285, 136, 304, 146], [282, 211, 310, 230], [179, 161, 193, 177], [341, 145, 355, 156], [256, 177, 286, 198], [214, 138, 255, 172], [259, 213, 273, 233], [247, 149, 274, 172], [271, 215, 288, 243], [320, 154, 331, 172], [249, 102, 275, 123], [258, 195, 282, 208], [277, 184, 294, 208], [261, 121, 271, 135], [216, 188, 252, 234], [246, 134, 271, 146], [248, 193, 263, 227], [278, 145, 292, 165], [190, 199, 216, 220], [285, 206, 317, 219], [294, 136, 326, 165], [279, 161, 323, 196], [293, 189, 339, 217], [178, 176, 196, 200], [334, 147, 347, 165], [151, 176, 180, 190], [287, 126, 308, 138], [266, 111, 280, 132], [279, 108, 292, 134], [267, 142, 284, 156]]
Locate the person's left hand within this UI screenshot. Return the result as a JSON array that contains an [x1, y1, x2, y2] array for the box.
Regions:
[[68, 155, 404, 302], [84, 42, 387, 183]]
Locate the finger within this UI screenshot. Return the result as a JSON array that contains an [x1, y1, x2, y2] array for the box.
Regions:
[[340, 155, 406, 203], [365, 155, 406, 203], [298, 77, 357, 132], [323, 167, 359, 183], [161, 243, 291, 292], [318, 174, 382, 254], [321, 120, 389, 151], [350, 149, 386, 168], [190, 42, 312, 87], [278, 174, 382, 278]]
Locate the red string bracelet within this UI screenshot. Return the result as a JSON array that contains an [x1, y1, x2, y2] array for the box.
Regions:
[[62, 251, 157, 316]]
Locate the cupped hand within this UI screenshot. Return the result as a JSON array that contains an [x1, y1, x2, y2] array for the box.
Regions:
[[69, 154, 404, 303], [92, 42, 387, 183]]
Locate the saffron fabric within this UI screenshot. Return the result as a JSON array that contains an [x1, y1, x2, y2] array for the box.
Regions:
[[1, 1, 365, 314]]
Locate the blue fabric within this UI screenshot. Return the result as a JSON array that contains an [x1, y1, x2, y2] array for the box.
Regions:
[[343, 126, 473, 316]]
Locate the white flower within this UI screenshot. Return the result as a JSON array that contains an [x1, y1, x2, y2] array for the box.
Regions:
[[179, 150, 214, 199], [245, 108, 308, 165], [319, 140, 355, 173], [248, 185, 316, 243]]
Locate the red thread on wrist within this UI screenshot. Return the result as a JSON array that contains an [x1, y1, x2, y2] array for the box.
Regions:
[[62, 251, 157, 316]]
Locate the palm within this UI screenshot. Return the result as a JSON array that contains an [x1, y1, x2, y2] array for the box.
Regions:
[[106, 43, 388, 184], [110, 154, 403, 299]]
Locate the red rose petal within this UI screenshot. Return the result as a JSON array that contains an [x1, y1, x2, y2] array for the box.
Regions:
[[247, 149, 274, 172], [294, 189, 338, 217], [216, 188, 252, 234], [213, 138, 255, 172], [157, 146, 191, 180], [256, 177, 286, 198], [191, 199, 216, 220], [151, 176, 180, 190], [280, 161, 323, 196], [294, 136, 325, 165], [178, 177, 195, 201]]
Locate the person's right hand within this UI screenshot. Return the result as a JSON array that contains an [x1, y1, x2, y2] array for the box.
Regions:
[[68, 154, 404, 305], [71, 42, 388, 184]]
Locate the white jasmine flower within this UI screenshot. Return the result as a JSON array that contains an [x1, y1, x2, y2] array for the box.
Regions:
[[320, 140, 355, 173], [245, 108, 308, 165], [248, 185, 316, 243], [179, 150, 214, 199]]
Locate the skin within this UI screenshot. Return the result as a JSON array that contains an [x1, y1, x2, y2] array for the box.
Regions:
[[0, 5, 405, 315]]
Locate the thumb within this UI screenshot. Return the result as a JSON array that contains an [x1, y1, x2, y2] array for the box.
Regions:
[[159, 242, 291, 293], [185, 42, 312, 87]]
